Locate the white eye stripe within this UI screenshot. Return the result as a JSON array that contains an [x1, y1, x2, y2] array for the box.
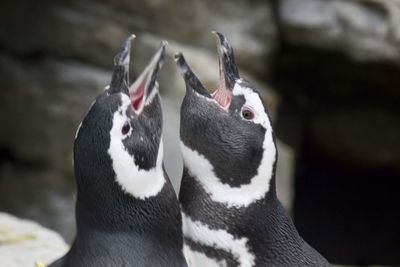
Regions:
[[233, 81, 270, 129], [108, 94, 165, 199], [181, 136, 276, 208], [180, 80, 277, 208]]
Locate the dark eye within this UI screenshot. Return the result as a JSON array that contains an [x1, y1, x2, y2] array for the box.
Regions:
[[242, 108, 254, 120], [122, 122, 130, 135]]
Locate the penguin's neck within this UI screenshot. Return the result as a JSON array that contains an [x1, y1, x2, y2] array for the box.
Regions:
[[74, 169, 182, 243], [65, 168, 186, 266], [179, 166, 282, 226], [180, 166, 306, 264]]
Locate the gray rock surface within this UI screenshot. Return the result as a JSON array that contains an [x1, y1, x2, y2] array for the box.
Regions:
[[0, 53, 110, 173], [2, 1, 399, 264], [280, 0, 400, 63], [0, 1, 276, 76], [0, 2, 128, 68], [0, 212, 68, 267], [0, 164, 76, 243]]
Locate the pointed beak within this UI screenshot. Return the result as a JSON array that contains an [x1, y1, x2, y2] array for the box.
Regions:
[[211, 31, 239, 110], [129, 41, 167, 114], [212, 31, 239, 90], [108, 35, 136, 95], [174, 52, 211, 98], [174, 32, 239, 111]]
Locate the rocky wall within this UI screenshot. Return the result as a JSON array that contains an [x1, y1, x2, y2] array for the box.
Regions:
[[0, 0, 400, 266]]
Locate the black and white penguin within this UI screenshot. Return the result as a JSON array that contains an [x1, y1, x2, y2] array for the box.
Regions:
[[49, 36, 187, 267], [174, 32, 330, 267]]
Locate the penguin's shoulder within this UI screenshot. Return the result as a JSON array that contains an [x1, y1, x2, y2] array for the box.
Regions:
[[253, 201, 331, 266]]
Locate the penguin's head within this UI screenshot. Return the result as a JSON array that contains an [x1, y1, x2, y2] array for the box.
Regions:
[[74, 36, 167, 205], [175, 32, 277, 207]]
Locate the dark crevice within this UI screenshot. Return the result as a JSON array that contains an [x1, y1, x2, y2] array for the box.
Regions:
[[272, 44, 400, 111], [1, 49, 48, 62], [0, 146, 49, 171], [272, 43, 400, 265], [295, 136, 400, 265]]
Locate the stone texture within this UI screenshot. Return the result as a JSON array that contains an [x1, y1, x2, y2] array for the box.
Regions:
[[273, 43, 400, 173], [0, 1, 128, 68], [0, 52, 110, 173], [0, 212, 68, 267], [0, 0, 276, 76], [138, 0, 277, 76], [0, 164, 76, 243], [280, 0, 400, 63]]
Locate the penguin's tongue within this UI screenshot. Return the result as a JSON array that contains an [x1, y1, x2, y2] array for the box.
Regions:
[[129, 73, 148, 111], [211, 86, 232, 110]]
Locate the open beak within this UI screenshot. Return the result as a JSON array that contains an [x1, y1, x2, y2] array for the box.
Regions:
[[108, 34, 135, 95], [174, 31, 240, 110], [129, 41, 167, 114], [211, 31, 239, 110], [174, 52, 211, 98], [109, 36, 167, 114]]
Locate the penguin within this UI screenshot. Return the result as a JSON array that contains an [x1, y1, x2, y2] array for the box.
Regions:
[[174, 32, 331, 267], [49, 36, 187, 267]]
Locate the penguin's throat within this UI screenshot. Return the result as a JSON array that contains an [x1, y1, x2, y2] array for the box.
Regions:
[[211, 86, 232, 110], [129, 73, 148, 112]]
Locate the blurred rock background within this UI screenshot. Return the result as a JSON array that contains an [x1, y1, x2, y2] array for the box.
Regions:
[[0, 0, 399, 266]]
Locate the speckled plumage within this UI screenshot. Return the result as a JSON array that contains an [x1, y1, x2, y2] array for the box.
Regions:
[[50, 37, 187, 267], [176, 32, 330, 267]]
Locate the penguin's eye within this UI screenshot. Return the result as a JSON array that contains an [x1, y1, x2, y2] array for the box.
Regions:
[[122, 122, 130, 135], [242, 107, 254, 120]]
